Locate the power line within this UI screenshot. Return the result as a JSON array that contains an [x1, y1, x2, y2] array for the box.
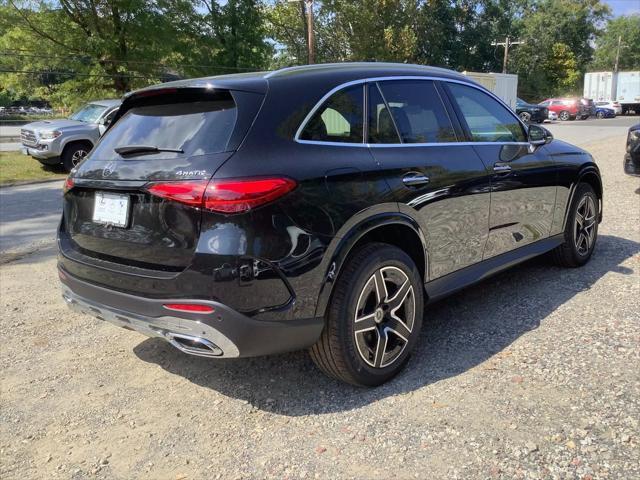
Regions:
[[0, 49, 258, 72], [0, 68, 158, 79]]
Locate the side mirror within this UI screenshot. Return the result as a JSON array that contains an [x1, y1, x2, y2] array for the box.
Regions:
[[528, 124, 553, 148]]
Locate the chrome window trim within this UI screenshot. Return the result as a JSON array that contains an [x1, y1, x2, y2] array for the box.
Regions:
[[296, 140, 531, 148], [294, 75, 528, 147]]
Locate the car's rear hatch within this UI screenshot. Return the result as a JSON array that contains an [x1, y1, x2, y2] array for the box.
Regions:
[[60, 86, 265, 271]]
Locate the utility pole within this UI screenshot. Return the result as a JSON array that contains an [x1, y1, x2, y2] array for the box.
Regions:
[[306, 0, 315, 64], [614, 35, 622, 72], [288, 0, 315, 64], [491, 36, 524, 74]]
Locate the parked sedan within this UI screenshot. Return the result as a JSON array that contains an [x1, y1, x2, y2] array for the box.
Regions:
[[595, 106, 616, 119], [59, 63, 603, 386], [515, 98, 548, 123], [625, 123, 640, 176], [595, 100, 622, 115]]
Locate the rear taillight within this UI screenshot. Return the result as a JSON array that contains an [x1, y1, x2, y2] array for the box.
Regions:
[[145, 177, 297, 214], [146, 181, 206, 207], [204, 178, 297, 213], [63, 177, 74, 193]]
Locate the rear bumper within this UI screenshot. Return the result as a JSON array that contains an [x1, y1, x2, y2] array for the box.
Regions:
[[59, 267, 324, 358]]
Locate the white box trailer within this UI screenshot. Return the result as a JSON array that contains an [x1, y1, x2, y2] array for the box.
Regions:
[[583, 71, 640, 114], [462, 71, 518, 110]]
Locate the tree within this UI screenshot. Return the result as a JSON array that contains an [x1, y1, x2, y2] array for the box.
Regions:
[[511, 0, 610, 99], [591, 15, 640, 71]]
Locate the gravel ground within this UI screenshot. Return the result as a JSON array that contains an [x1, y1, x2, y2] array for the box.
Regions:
[[1, 134, 639, 480]]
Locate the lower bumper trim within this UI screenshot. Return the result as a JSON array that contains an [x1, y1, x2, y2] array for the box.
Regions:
[[62, 288, 240, 357]]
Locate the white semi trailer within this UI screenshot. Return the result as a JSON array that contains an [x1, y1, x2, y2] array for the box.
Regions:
[[584, 71, 640, 114], [462, 72, 518, 110]]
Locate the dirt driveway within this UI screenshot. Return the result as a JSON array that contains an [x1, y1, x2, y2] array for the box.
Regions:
[[1, 133, 639, 479]]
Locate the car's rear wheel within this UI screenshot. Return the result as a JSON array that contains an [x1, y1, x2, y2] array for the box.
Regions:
[[596, 111, 604, 119], [519, 112, 531, 123], [552, 183, 598, 267], [309, 243, 424, 387], [559, 110, 570, 121], [62, 142, 91, 172]]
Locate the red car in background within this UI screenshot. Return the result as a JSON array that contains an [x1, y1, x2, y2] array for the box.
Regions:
[[539, 98, 591, 121]]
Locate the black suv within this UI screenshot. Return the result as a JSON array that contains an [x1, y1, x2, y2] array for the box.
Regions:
[[625, 123, 640, 176], [59, 63, 602, 386], [515, 97, 548, 123]]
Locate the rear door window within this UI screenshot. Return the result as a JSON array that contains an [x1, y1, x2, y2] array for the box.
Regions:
[[377, 80, 457, 143], [299, 85, 364, 143], [92, 96, 237, 159], [447, 83, 526, 143]]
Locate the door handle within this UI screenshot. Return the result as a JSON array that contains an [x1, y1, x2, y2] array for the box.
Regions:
[[493, 163, 512, 174], [402, 173, 430, 187]]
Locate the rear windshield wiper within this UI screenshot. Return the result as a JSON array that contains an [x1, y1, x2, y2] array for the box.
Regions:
[[114, 145, 184, 156]]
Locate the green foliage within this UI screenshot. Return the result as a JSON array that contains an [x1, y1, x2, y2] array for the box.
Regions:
[[1, 0, 634, 109], [0, 1, 271, 109], [512, 0, 610, 100], [591, 15, 640, 71]]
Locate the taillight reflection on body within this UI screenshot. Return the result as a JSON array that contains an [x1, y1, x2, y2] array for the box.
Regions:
[[145, 177, 296, 214]]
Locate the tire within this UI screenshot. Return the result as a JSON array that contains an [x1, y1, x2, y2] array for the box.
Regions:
[[309, 243, 424, 387], [518, 112, 531, 123], [551, 183, 598, 268], [62, 142, 91, 172], [559, 110, 570, 121], [596, 111, 604, 119]]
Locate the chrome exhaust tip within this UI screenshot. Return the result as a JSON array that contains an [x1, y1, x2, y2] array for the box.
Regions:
[[164, 332, 223, 357]]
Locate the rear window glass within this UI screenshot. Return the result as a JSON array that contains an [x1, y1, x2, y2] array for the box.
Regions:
[[91, 99, 237, 159]]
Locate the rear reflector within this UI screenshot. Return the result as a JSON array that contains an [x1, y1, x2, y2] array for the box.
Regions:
[[146, 177, 296, 214], [163, 303, 215, 314]]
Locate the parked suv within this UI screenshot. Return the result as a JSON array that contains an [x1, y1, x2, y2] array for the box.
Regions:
[[515, 98, 548, 123], [539, 97, 590, 121], [59, 64, 602, 386], [21, 99, 120, 171], [625, 123, 640, 176]]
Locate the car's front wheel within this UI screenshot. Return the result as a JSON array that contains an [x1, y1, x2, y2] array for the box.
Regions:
[[519, 112, 531, 123], [309, 243, 424, 387], [552, 183, 598, 267], [62, 142, 91, 172], [596, 111, 604, 119]]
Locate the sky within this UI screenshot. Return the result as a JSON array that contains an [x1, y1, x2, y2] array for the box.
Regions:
[[603, 0, 640, 16]]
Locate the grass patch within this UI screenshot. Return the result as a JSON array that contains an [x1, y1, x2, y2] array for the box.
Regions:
[[0, 151, 66, 186]]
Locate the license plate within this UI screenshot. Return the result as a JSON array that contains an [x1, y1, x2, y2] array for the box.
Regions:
[[92, 192, 130, 228]]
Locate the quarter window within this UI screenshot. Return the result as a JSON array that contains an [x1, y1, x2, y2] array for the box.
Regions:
[[377, 80, 456, 143], [299, 85, 364, 143], [448, 83, 526, 143]]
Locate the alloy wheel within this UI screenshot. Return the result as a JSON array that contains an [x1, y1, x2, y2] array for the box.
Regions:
[[574, 195, 596, 255], [353, 266, 415, 368], [71, 149, 88, 167], [519, 112, 531, 123]]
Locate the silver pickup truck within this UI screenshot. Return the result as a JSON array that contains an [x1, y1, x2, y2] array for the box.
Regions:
[[21, 99, 121, 171]]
